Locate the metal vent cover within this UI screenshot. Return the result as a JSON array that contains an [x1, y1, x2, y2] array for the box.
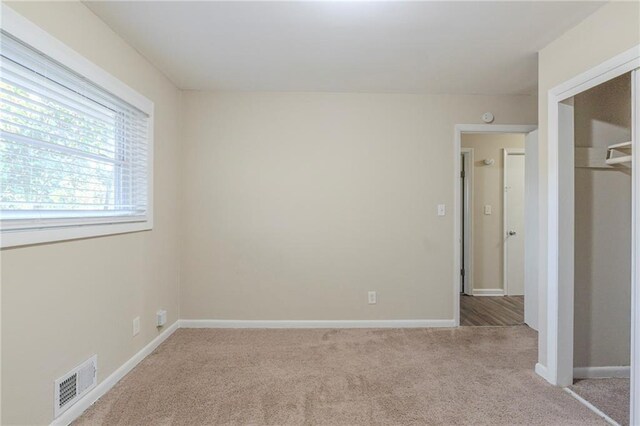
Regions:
[[59, 374, 77, 408], [54, 355, 97, 418]]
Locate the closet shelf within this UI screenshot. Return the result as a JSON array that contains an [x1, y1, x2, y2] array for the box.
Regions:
[[605, 141, 632, 165], [606, 155, 632, 165], [575, 142, 633, 168], [607, 141, 632, 151], [575, 147, 610, 169]]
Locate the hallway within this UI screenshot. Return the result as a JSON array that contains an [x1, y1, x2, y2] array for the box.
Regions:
[[460, 295, 524, 326]]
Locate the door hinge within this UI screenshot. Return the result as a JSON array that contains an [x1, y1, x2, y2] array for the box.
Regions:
[[460, 268, 465, 277], [461, 170, 465, 178]]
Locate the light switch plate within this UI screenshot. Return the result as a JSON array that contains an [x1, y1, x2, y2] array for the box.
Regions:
[[484, 205, 492, 215], [437, 204, 446, 216], [156, 309, 167, 327], [133, 316, 140, 336]]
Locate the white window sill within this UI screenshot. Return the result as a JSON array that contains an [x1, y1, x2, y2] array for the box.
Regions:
[[0, 220, 153, 248]]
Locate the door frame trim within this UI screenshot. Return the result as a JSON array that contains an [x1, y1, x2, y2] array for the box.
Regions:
[[461, 148, 474, 296], [453, 124, 537, 327], [503, 148, 525, 296]]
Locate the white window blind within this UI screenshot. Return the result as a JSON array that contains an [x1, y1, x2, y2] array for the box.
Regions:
[[0, 31, 150, 232]]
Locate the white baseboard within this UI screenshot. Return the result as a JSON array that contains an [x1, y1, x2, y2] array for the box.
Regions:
[[472, 288, 505, 296], [48, 316, 457, 425], [180, 319, 456, 329], [573, 366, 630, 379], [50, 320, 180, 426], [535, 363, 551, 383]]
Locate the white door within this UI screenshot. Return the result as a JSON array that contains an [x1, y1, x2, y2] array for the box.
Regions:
[[524, 130, 538, 329], [504, 150, 525, 296]]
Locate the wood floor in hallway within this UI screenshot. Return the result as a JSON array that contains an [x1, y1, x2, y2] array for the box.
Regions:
[[460, 294, 524, 326]]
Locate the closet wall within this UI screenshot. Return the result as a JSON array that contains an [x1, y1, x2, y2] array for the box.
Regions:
[[574, 73, 632, 368]]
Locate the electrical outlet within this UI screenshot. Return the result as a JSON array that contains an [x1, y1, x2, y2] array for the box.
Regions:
[[133, 316, 140, 336], [368, 291, 377, 305]]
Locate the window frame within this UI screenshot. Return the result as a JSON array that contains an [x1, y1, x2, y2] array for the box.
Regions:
[[0, 5, 154, 248]]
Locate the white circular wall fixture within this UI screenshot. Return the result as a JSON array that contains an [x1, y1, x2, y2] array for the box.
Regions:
[[482, 112, 495, 123]]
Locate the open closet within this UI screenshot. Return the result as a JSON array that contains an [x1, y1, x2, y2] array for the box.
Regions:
[[569, 72, 634, 425]]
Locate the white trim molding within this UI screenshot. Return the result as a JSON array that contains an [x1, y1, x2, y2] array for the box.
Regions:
[[461, 148, 475, 296], [180, 319, 456, 329], [632, 65, 640, 426], [50, 321, 179, 426], [573, 366, 630, 379], [472, 289, 505, 296], [535, 363, 550, 382]]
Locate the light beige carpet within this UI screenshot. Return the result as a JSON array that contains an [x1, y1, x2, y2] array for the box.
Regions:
[[75, 326, 605, 425], [570, 378, 630, 425]]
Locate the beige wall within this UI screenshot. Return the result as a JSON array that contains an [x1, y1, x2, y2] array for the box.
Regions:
[[461, 133, 525, 292], [537, 1, 640, 368], [180, 92, 536, 321], [14, 0, 637, 421], [1, 2, 182, 424], [574, 74, 632, 368]]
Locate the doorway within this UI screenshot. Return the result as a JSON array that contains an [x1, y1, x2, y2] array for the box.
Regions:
[[546, 59, 638, 424], [458, 133, 527, 326], [453, 125, 537, 328]]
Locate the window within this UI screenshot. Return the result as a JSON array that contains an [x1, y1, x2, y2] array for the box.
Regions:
[[0, 10, 153, 248]]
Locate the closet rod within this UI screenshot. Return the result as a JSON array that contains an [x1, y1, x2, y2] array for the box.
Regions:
[[605, 141, 632, 165]]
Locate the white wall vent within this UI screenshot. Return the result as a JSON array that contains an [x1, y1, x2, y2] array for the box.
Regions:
[[54, 355, 97, 418]]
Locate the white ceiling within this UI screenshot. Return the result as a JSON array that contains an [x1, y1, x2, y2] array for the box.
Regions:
[[85, 1, 604, 95]]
